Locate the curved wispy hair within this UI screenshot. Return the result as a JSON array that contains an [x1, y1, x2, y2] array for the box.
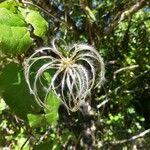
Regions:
[[24, 39, 105, 112]]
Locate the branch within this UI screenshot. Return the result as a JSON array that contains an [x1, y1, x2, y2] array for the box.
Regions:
[[21, 0, 70, 29], [103, 0, 148, 37], [22, 0, 83, 35], [109, 128, 150, 145], [113, 65, 139, 79], [97, 98, 110, 109], [119, 0, 147, 22], [63, 2, 83, 34], [79, 100, 96, 149], [80, 0, 95, 44]]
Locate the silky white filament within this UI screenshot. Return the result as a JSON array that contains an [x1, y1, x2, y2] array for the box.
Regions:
[[24, 39, 105, 112]]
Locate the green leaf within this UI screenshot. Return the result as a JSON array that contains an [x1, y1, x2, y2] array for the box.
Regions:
[[0, 25, 32, 54], [0, 8, 26, 26], [0, 98, 7, 114], [0, 0, 20, 13], [45, 110, 58, 124], [33, 141, 55, 150], [146, 64, 150, 70], [21, 9, 48, 38], [0, 63, 41, 120], [85, 6, 96, 22], [43, 72, 52, 82], [40, 72, 60, 124], [0, 8, 32, 55], [44, 91, 60, 124], [27, 114, 46, 127]]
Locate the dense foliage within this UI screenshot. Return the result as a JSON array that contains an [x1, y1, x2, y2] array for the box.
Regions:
[[0, 0, 150, 149]]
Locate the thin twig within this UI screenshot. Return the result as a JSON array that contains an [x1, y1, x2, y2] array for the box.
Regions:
[[97, 70, 149, 108], [108, 128, 150, 145], [97, 99, 110, 109], [21, 0, 70, 29], [113, 65, 139, 79], [39, 129, 50, 143], [20, 137, 30, 150], [103, 0, 147, 37], [114, 70, 149, 93], [119, 0, 148, 22]]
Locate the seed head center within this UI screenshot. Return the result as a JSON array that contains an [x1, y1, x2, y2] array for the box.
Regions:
[[61, 57, 73, 69]]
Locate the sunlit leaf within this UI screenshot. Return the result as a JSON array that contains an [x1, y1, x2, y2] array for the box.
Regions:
[[0, 0, 19, 13], [85, 6, 96, 22], [0, 8, 32, 55], [27, 113, 46, 127], [22, 9, 48, 38], [45, 91, 60, 124]]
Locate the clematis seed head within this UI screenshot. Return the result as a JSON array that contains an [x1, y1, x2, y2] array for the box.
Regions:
[[24, 39, 105, 112]]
